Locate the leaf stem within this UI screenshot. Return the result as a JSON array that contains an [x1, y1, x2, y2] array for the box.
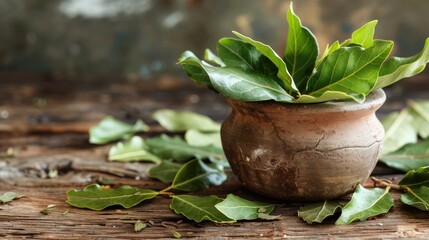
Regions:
[[160, 186, 173, 195], [370, 177, 411, 192]]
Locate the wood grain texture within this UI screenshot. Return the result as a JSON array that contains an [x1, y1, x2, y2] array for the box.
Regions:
[[1, 74, 429, 239]]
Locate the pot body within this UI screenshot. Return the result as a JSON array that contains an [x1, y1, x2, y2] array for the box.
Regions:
[[221, 90, 386, 201]]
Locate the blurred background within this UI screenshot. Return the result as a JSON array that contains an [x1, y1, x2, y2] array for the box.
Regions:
[[1, 0, 429, 80]]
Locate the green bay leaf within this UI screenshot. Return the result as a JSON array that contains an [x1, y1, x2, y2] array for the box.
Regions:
[[380, 139, 429, 172], [399, 166, 429, 188], [401, 186, 429, 211], [170, 195, 234, 223], [66, 184, 159, 210], [215, 194, 276, 221], [381, 110, 417, 155], [204, 48, 225, 67], [108, 136, 161, 163], [232, 31, 299, 95], [408, 100, 429, 139], [335, 185, 393, 225], [298, 201, 342, 224], [217, 38, 277, 76], [284, 2, 319, 92], [178, 51, 211, 86], [293, 90, 364, 103], [148, 161, 183, 183], [170, 159, 226, 192], [375, 38, 429, 90], [89, 117, 148, 144], [145, 135, 225, 162], [351, 20, 378, 48], [306, 40, 393, 100], [185, 129, 222, 148], [317, 41, 340, 67], [152, 109, 220, 132], [0, 192, 22, 204]]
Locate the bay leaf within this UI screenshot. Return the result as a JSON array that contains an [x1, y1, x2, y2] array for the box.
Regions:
[[152, 109, 220, 132], [148, 161, 183, 183], [351, 20, 378, 48], [134, 220, 147, 232], [399, 166, 429, 188], [298, 201, 342, 224], [66, 184, 159, 210], [178, 51, 211, 86], [316, 41, 340, 67], [185, 129, 222, 148], [408, 100, 429, 139], [293, 90, 364, 103], [170, 195, 234, 223], [335, 185, 393, 225], [232, 31, 299, 95], [381, 110, 417, 155], [400, 186, 429, 211], [217, 38, 277, 76], [204, 48, 225, 67], [305, 40, 393, 100], [215, 194, 276, 221], [89, 116, 148, 144], [0, 192, 22, 204], [108, 136, 161, 163], [380, 139, 429, 172], [284, 2, 318, 91], [145, 135, 225, 162], [374, 38, 429, 90], [170, 159, 226, 192]]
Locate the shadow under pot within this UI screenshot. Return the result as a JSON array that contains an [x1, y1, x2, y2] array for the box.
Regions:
[[220, 89, 386, 201]]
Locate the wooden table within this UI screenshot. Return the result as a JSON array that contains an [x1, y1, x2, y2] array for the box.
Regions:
[[1, 74, 429, 239]]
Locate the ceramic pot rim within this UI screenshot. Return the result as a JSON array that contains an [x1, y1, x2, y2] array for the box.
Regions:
[[226, 89, 386, 114]]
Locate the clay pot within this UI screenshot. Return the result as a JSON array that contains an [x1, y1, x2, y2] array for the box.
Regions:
[[221, 89, 386, 201]]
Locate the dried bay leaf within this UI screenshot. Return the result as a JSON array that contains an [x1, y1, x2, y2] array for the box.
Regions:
[[152, 109, 220, 132], [66, 184, 158, 210], [170, 159, 226, 192], [336, 185, 393, 225], [89, 116, 148, 144], [215, 194, 277, 221], [298, 201, 342, 224], [108, 136, 161, 163], [170, 195, 234, 223]]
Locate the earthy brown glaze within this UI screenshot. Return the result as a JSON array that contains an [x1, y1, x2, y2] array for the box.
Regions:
[[221, 90, 386, 201]]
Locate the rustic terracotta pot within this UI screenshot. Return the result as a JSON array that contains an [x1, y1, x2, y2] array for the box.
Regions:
[[221, 89, 386, 201]]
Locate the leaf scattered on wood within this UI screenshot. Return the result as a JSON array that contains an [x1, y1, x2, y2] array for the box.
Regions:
[[134, 220, 148, 232], [89, 116, 148, 144], [400, 186, 429, 211], [0, 192, 22, 204], [153, 109, 220, 132], [66, 184, 159, 210], [298, 201, 342, 224], [215, 194, 277, 221], [108, 136, 161, 163], [148, 161, 183, 183]]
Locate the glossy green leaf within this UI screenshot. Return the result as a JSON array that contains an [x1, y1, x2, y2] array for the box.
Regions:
[[381, 110, 417, 155], [294, 90, 363, 103], [170, 159, 226, 192], [298, 201, 342, 224], [375, 38, 429, 90], [380, 139, 429, 172], [217, 38, 277, 76], [148, 161, 183, 183], [351, 20, 378, 48], [200, 61, 294, 102], [152, 109, 220, 132], [399, 166, 429, 188], [185, 129, 222, 148], [145, 135, 225, 162], [204, 48, 225, 67], [284, 2, 318, 91], [401, 186, 429, 211], [232, 31, 298, 95], [66, 184, 159, 210], [0, 192, 22, 204], [215, 194, 276, 221], [408, 100, 429, 139], [89, 117, 148, 144], [178, 51, 211, 86], [170, 195, 234, 223], [108, 136, 161, 163], [317, 41, 340, 67], [335, 185, 393, 225], [306, 40, 393, 100]]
